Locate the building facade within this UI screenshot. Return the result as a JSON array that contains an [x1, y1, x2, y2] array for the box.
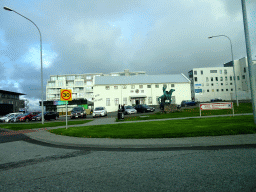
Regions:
[[46, 70, 146, 102], [189, 57, 254, 102], [93, 74, 191, 112], [0, 90, 25, 115]]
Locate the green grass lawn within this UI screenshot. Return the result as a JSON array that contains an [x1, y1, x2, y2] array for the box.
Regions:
[[49, 115, 256, 139], [0, 120, 92, 131], [120, 102, 253, 122]]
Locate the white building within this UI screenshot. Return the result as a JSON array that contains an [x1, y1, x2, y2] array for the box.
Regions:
[[46, 70, 146, 102], [93, 74, 191, 112], [189, 57, 255, 102]]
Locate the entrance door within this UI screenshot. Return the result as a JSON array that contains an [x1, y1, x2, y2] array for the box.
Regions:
[[136, 100, 139, 105]]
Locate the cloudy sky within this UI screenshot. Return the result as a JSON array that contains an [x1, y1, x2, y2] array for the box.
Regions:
[[0, 0, 255, 110]]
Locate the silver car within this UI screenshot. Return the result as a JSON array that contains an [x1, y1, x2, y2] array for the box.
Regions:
[[93, 107, 107, 118], [124, 106, 137, 115]]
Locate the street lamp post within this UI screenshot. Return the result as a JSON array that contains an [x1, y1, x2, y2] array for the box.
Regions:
[[4, 6, 44, 124], [208, 35, 239, 106]]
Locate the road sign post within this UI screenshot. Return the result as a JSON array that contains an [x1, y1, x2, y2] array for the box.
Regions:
[[60, 89, 72, 129]]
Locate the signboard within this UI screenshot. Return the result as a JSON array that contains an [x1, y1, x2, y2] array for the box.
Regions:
[[60, 89, 72, 101], [199, 102, 234, 117], [195, 89, 202, 93], [195, 84, 202, 87]]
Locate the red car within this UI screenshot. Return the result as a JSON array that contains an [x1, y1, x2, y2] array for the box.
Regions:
[[18, 112, 41, 122]]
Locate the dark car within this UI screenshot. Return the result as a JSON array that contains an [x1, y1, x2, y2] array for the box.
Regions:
[[180, 100, 196, 107], [134, 104, 155, 113], [32, 112, 58, 121], [211, 98, 222, 102], [70, 107, 86, 119]]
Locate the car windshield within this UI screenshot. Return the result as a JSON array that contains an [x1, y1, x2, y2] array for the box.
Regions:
[[125, 106, 133, 109], [72, 107, 83, 111], [141, 104, 149, 108], [95, 107, 104, 110]]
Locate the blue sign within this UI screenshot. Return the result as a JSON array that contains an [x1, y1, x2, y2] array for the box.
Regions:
[[195, 84, 201, 86], [195, 89, 202, 93]]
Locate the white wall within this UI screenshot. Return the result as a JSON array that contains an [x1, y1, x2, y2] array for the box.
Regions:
[[93, 83, 191, 112]]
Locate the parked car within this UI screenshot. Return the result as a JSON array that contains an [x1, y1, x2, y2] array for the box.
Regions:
[[70, 107, 86, 119], [0, 112, 23, 123], [124, 105, 137, 115], [18, 112, 41, 122], [134, 104, 155, 113], [180, 100, 196, 107], [10, 114, 24, 123], [93, 107, 107, 118], [32, 112, 59, 121], [211, 98, 222, 102]]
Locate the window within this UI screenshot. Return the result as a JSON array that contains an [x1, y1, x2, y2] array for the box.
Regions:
[[130, 90, 134, 93], [141, 90, 144, 93], [51, 76, 57, 81], [139, 85, 143, 88], [194, 77, 197, 82], [148, 97, 152, 104], [244, 67, 246, 73], [219, 70, 222, 74], [210, 70, 217, 73], [242, 75, 245, 79], [220, 77, 223, 81], [207, 89, 209, 92], [230, 83, 233, 85], [224, 69, 227, 74], [58, 82, 63, 87], [237, 76, 240, 80], [114, 98, 119, 105], [230, 76, 232, 81], [131, 85, 135, 89], [206, 83, 209, 86], [105, 86, 110, 90], [221, 89, 224, 92], [206, 77, 209, 82], [76, 76, 82, 79], [147, 85, 151, 88], [86, 76, 92, 80], [201, 70, 203, 75], [155, 84, 159, 88], [123, 97, 127, 105], [212, 89, 214, 92], [215, 77, 218, 81], [216, 89, 219, 92], [231, 88, 233, 91], [75, 81, 83, 86], [226, 89, 229, 91], [211, 77, 213, 81], [194, 70, 197, 75], [211, 83, 214, 86], [122, 85, 127, 89], [106, 98, 110, 106], [86, 81, 92, 86], [58, 76, 65, 80], [171, 84, 175, 87], [114, 86, 118, 89], [226, 82, 228, 85], [67, 76, 75, 80], [221, 83, 223, 85], [225, 76, 228, 81]]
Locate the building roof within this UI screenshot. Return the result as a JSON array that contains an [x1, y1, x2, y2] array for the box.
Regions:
[[94, 73, 190, 85], [0, 89, 25, 95]]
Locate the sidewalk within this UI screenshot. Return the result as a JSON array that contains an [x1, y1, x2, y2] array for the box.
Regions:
[[23, 113, 256, 148]]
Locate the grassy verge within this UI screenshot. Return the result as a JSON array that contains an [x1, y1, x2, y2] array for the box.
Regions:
[[49, 115, 256, 139], [0, 120, 92, 131], [119, 102, 253, 122]]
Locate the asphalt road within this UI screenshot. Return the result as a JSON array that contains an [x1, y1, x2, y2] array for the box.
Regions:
[[0, 128, 256, 191]]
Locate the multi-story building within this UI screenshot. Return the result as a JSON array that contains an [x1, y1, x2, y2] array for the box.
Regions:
[[189, 57, 254, 102], [0, 90, 25, 115], [93, 73, 191, 112], [46, 70, 146, 102]]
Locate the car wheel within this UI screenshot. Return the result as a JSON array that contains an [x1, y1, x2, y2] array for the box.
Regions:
[[26, 119, 29, 123], [55, 116, 57, 120]]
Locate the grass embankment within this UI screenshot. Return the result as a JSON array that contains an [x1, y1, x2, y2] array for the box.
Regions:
[[120, 102, 253, 122], [49, 115, 256, 139], [0, 120, 92, 131]]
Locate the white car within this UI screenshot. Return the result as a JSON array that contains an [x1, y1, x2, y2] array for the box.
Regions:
[[93, 107, 107, 118], [124, 106, 137, 115]]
